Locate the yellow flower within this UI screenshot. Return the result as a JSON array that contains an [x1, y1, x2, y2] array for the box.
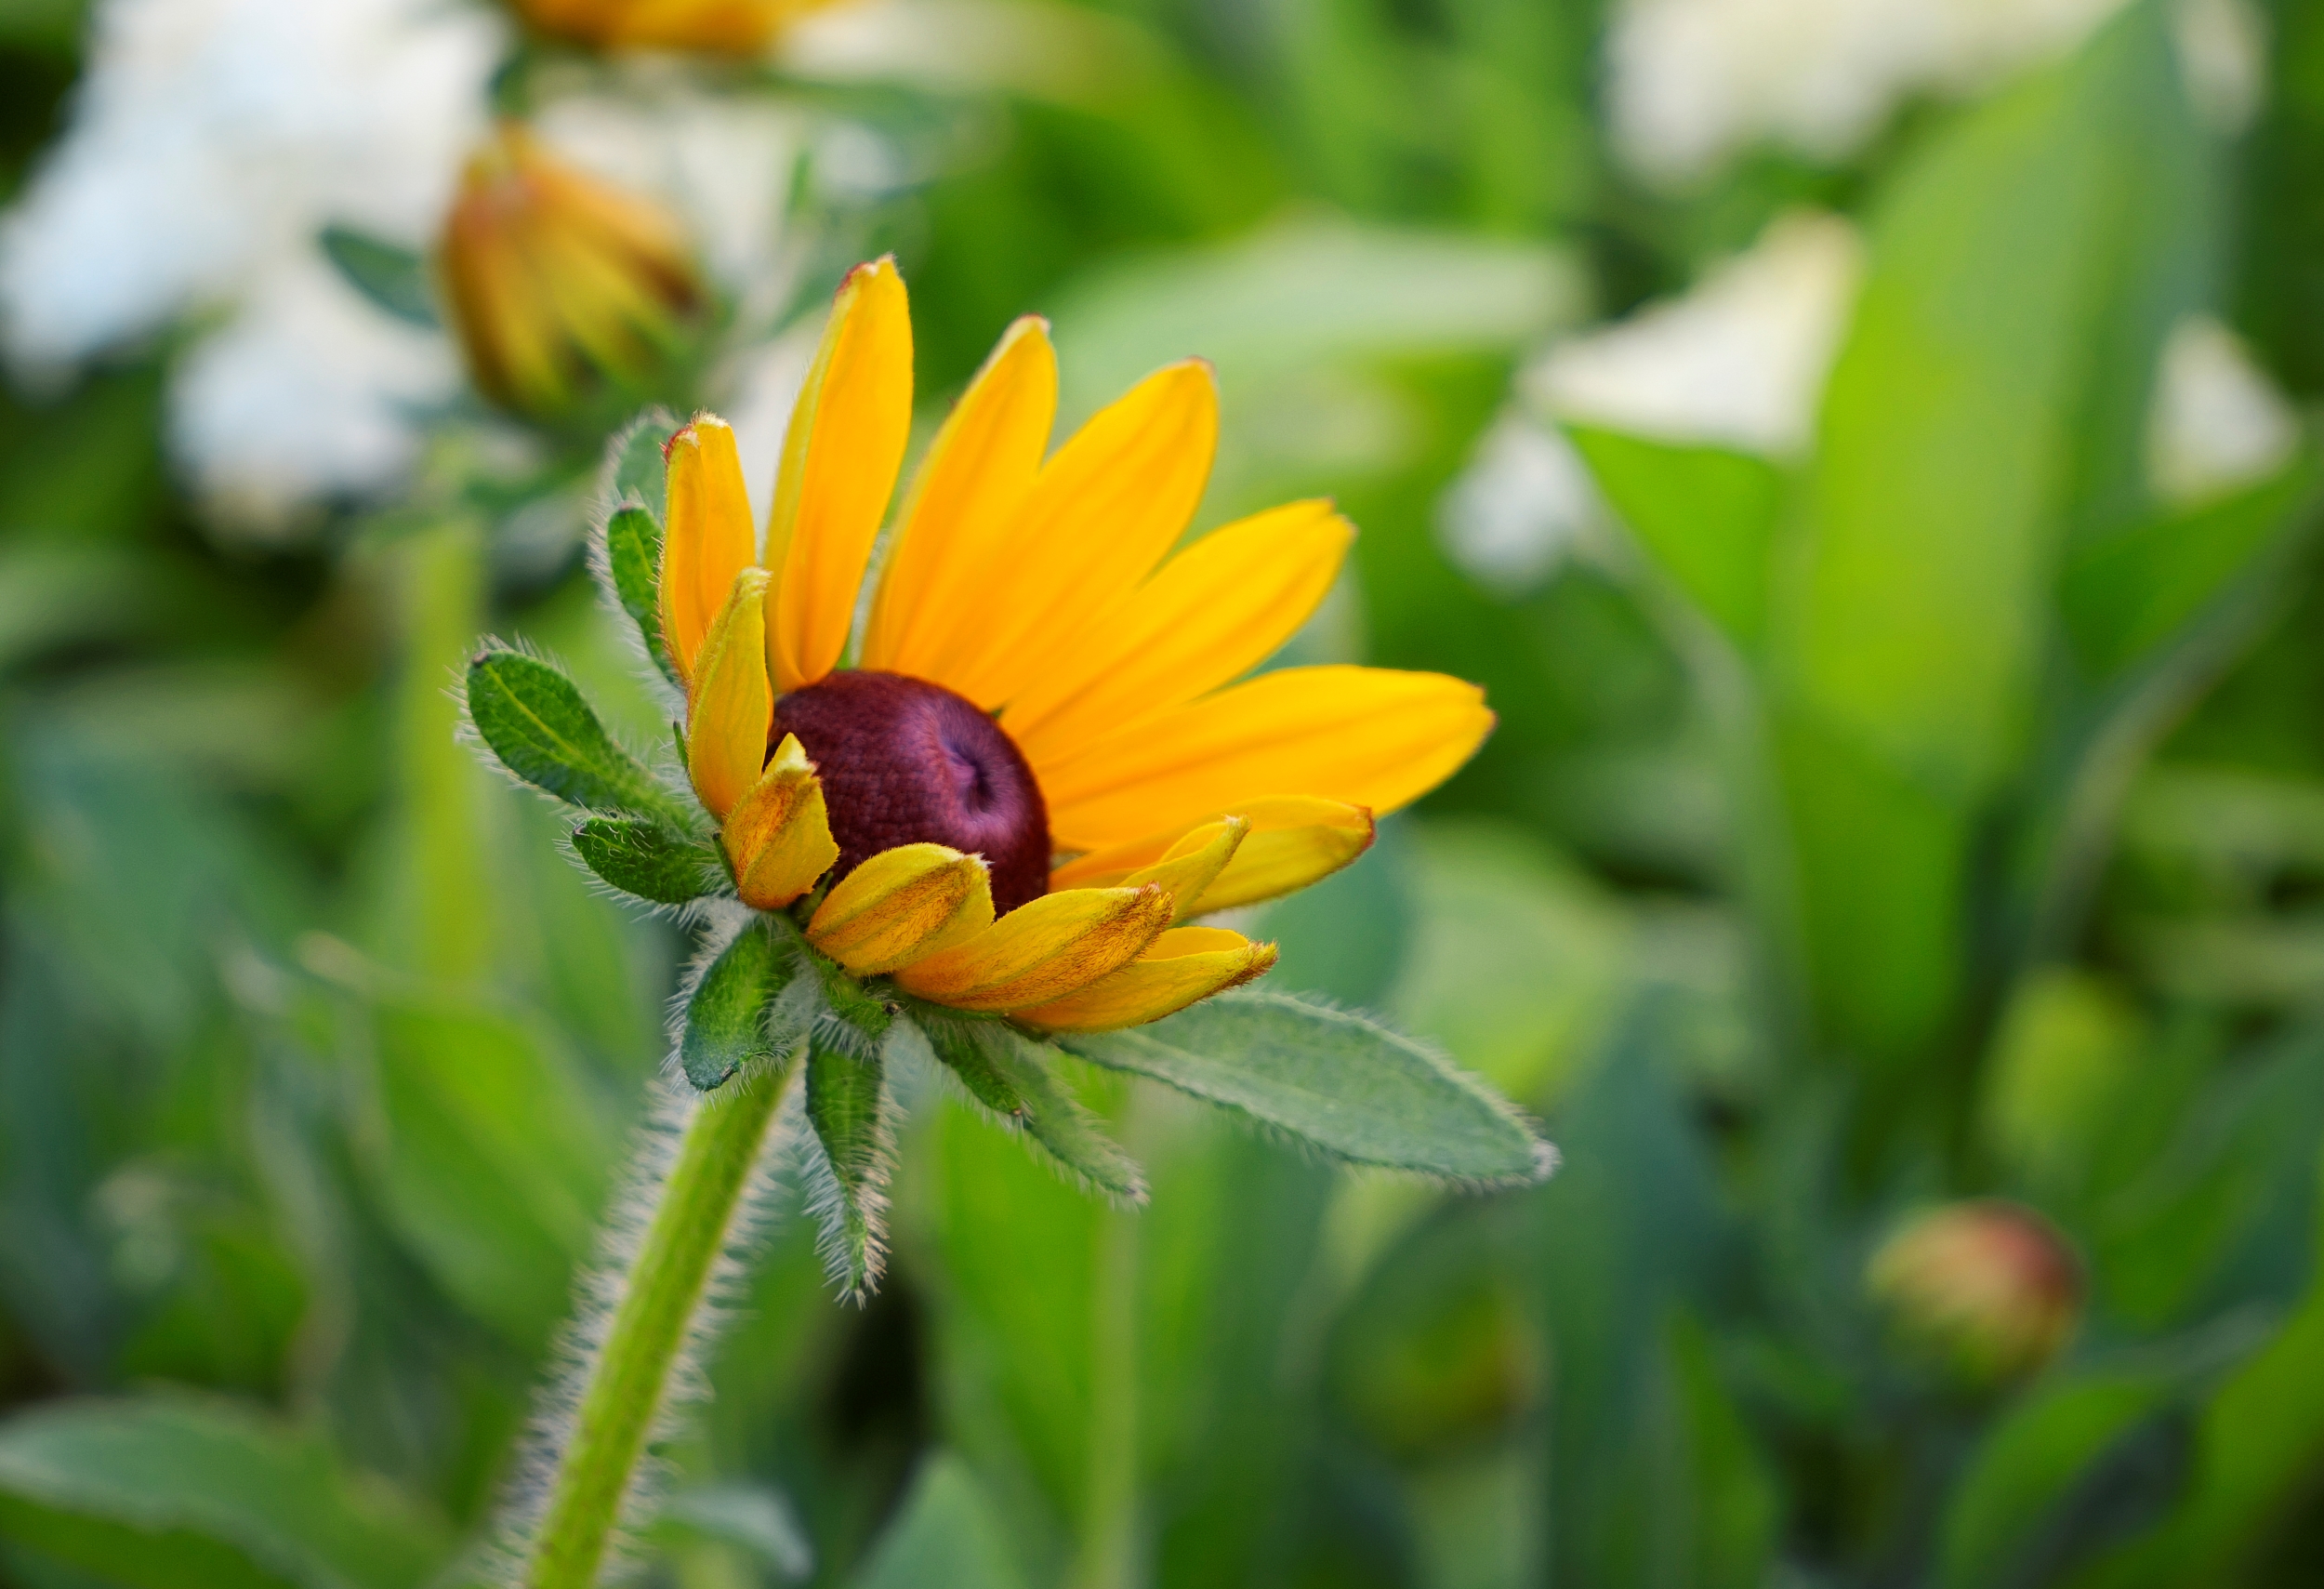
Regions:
[[664, 257, 1494, 1032], [438, 124, 701, 417], [509, 0, 847, 55]]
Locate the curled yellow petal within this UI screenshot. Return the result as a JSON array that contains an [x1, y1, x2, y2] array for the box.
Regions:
[[685, 566, 772, 820], [1121, 816, 1247, 924], [1051, 797, 1375, 915], [659, 415, 758, 684], [892, 885, 1172, 1013], [808, 842, 996, 976], [1013, 927, 1279, 1033], [765, 257, 914, 693], [724, 734, 839, 909]]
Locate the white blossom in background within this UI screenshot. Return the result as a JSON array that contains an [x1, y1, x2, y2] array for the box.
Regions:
[[2148, 316, 2298, 506], [1607, 0, 2262, 183], [1530, 210, 1865, 457], [1436, 413, 1608, 598], [0, 0, 504, 530]]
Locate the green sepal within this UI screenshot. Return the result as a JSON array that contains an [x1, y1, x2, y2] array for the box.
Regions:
[[680, 921, 797, 1092], [914, 1010, 1147, 1204], [803, 954, 896, 1298], [605, 506, 679, 686], [605, 405, 678, 525], [1055, 990, 1553, 1186], [319, 224, 437, 328], [574, 817, 720, 905], [467, 644, 684, 822]]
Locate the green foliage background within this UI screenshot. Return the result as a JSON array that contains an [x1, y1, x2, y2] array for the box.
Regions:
[[6, 0, 2324, 1585]]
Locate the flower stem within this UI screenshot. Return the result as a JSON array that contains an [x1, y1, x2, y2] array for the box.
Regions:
[[522, 1064, 793, 1589]]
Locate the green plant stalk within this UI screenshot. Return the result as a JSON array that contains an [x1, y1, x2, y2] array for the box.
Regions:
[[524, 1062, 794, 1589], [396, 515, 491, 984]]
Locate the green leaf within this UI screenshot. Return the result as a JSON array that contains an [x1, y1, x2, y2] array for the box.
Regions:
[[2059, 457, 2321, 679], [604, 406, 678, 523], [803, 957, 895, 1297], [603, 506, 678, 686], [318, 225, 437, 329], [1940, 1374, 2190, 1589], [851, 1453, 1026, 1589], [466, 644, 682, 820], [914, 1012, 1148, 1203], [680, 922, 797, 1092], [1055, 990, 1552, 1185], [574, 816, 719, 906], [1565, 423, 1785, 650], [0, 1396, 450, 1589], [653, 1483, 813, 1582], [364, 996, 616, 1350]]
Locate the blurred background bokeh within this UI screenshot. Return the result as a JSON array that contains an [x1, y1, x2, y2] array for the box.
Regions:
[[3, 0, 2323, 1584]]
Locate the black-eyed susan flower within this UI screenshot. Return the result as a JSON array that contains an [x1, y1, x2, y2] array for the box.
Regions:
[[656, 256, 1492, 1033], [509, 0, 848, 55], [469, 258, 1547, 1586], [438, 123, 701, 417]]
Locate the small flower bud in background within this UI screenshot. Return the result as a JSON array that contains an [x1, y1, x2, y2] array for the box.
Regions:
[[1868, 1201, 2081, 1388], [438, 123, 701, 418], [509, 0, 846, 56]]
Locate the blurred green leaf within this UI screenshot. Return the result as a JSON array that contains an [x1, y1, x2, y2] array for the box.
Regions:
[[0, 1397, 448, 1589], [851, 1453, 1025, 1589], [465, 645, 683, 822], [681, 921, 794, 1091], [363, 995, 615, 1348], [1057, 990, 1552, 1185], [654, 1481, 813, 1581], [913, 1013, 1146, 1203], [0, 547, 142, 671], [317, 226, 437, 330], [1566, 424, 1786, 651]]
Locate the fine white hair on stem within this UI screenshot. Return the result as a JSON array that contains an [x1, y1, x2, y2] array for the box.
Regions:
[[485, 1063, 800, 1587]]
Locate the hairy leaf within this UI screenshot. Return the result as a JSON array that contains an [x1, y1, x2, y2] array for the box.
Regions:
[[803, 956, 895, 1297], [467, 645, 680, 820], [574, 815, 718, 905], [603, 506, 678, 685], [1058, 990, 1552, 1185], [681, 922, 796, 1092], [606, 405, 678, 523], [916, 1012, 1146, 1202]]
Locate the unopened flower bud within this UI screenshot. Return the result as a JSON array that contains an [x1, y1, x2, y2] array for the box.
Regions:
[[1868, 1201, 2080, 1387], [509, 0, 845, 56], [439, 124, 700, 417]]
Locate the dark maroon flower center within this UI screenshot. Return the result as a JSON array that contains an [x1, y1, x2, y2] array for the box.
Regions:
[[772, 670, 1050, 913]]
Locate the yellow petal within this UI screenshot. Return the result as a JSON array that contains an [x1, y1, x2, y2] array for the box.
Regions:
[[685, 566, 772, 819], [1001, 501, 1352, 764], [764, 257, 913, 692], [1013, 927, 1278, 1033], [659, 415, 758, 684], [1038, 667, 1492, 852], [925, 360, 1218, 709], [892, 884, 1172, 1012], [725, 733, 839, 909], [859, 315, 1057, 678], [1050, 797, 1375, 914], [808, 842, 996, 975], [1120, 817, 1247, 924]]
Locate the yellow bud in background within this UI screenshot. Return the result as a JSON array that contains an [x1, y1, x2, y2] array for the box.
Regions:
[[1868, 1201, 2081, 1388], [508, 0, 851, 56], [438, 123, 701, 418]]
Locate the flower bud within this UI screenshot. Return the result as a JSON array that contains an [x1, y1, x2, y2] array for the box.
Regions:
[[1868, 1201, 2080, 1387], [509, 0, 842, 56], [439, 123, 700, 417]]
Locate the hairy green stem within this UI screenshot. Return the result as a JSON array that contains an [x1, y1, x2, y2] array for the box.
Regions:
[[523, 1063, 793, 1589]]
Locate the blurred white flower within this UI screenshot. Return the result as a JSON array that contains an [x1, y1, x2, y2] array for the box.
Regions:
[[1608, 0, 2259, 182], [1437, 412, 1606, 598], [1, 0, 504, 529], [1528, 211, 1864, 457], [2148, 316, 2298, 507]]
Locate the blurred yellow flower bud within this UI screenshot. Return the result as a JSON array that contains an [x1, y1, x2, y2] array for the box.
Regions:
[[1868, 1201, 2081, 1387], [438, 124, 701, 417], [509, 0, 847, 56]]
